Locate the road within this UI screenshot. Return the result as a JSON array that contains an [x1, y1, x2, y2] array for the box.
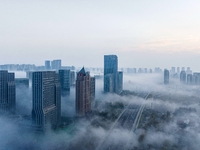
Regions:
[[96, 92, 150, 150]]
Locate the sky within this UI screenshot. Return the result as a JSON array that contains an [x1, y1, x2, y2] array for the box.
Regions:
[[1, 0, 200, 71]]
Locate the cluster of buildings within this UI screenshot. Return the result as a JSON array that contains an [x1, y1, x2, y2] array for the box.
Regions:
[[0, 59, 75, 71], [164, 67, 200, 85], [0, 55, 124, 131]]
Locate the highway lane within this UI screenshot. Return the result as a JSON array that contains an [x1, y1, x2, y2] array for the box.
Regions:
[[96, 92, 150, 150]]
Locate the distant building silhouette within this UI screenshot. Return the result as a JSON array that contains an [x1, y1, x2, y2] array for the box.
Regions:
[[45, 60, 51, 70], [180, 71, 186, 83], [0, 70, 16, 114], [164, 69, 169, 84], [171, 67, 175, 75], [187, 74, 193, 85], [117, 71, 123, 93], [76, 67, 95, 117], [186, 67, 192, 74], [90, 77, 95, 107], [51, 59, 61, 70], [177, 67, 180, 76], [155, 67, 162, 73], [32, 71, 61, 131], [193, 73, 200, 85], [104, 55, 123, 94]]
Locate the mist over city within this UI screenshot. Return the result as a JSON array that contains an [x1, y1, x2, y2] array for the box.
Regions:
[[1, 1, 200, 150]]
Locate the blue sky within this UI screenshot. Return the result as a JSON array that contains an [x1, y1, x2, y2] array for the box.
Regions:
[[1, 0, 200, 70]]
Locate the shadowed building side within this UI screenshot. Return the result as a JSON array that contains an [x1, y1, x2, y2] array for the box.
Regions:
[[0, 70, 16, 114], [59, 69, 70, 96], [90, 77, 95, 108]]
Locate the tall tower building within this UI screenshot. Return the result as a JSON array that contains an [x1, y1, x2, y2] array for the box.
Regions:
[[164, 69, 169, 84], [0, 70, 16, 114], [59, 69, 70, 95], [32, 71, 61, 131], [104, 55, 122, 94], [180, 71, 186, 83], [76, 67, 94, 117]]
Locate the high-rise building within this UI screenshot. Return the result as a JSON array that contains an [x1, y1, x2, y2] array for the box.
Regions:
[[180, 71, 186, 83], [59, 69, 70, 95], [32, 71, 61, 131], [51, 59, 61, 70], [0, 70, 16, 114], [45, 60, 51, 70], [76, 67, 93, 117], [104, 55, 123, 94], [164, 69, 169, 84]]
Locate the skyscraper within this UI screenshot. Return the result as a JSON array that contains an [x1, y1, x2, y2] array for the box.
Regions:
[[104, 55, 123, 94], [32, 71, 61, 131], [164, 69, 169, 84], [0, 70, 15, 114], [59, 69, 70, 95], [76, 67, 94, 117]]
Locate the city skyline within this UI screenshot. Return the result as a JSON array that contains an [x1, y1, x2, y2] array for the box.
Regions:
[[1, 1, 200, 149], [1, 1, 200, 71]]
